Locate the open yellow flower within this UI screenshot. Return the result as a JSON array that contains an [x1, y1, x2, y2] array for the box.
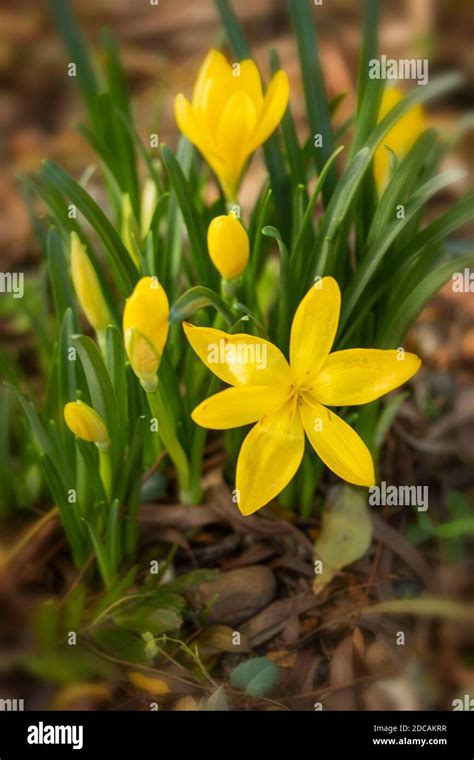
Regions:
[[374, 86, 426, 193], [174, 49, 289, 200], [184, 277, 421, 515], [123, 276, 169, 392]]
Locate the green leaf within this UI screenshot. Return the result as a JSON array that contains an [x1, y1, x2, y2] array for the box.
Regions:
[[270, 48, 305, 187], [246, 187, 272, 303], [34, 599, 60, 648], [85, 520, 114, 589], [47, 228, 79, 328], [162, 138, 194, 298], [214, 0, 250, 58], [161, 144, 213, 288], [22, 648, 119, 686], [40, 454, 85, 566], [40, 161, 138, 295], [388, 189, 474, 289], [311, 147, 370, 280], [75, 439, 107, 506], [262, 226, 290, 352], [380, 253, 474, 347], [63, 585, 86, 633], [105, 325, 128, 429], [92, 626, 149, 664], [366, 130, 438, 250], [49, 0, 101, 122], [106, 498, 121, 574], [290, 145, 344, 287], [340, 169, 465, 331], [373, 393, 408, 453], [356, 0, 379, 113], [8, 387, 56, 462], [117, 415, 147, 505], [73, 334, 118, 442], [59, 308, 77, 409], [230, 656, 280, 697], [169, 286, 235, 326], [314, 485, 372, 591], [289, 0, 336, 203]]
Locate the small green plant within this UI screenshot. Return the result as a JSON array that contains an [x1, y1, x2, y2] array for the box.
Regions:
[[1, 0, 472, 600]]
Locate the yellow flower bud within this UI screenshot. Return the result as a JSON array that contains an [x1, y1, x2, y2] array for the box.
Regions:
[[64, 400, 110, 447], [70, 233, 110, 333], [207, 213, 249, 280], [122, 276, 169, 390], [125, 327, 160, 392]]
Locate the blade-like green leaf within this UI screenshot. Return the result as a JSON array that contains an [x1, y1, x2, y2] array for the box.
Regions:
[[340, 169, 465, 330], [380, 254, 474, 347], [40, 161, 138, 295], [170, 286, 235, 326], [289, 0, 336, 203]]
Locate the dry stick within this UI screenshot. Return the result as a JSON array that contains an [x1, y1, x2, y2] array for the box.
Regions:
[[1, 506, 58, 569]]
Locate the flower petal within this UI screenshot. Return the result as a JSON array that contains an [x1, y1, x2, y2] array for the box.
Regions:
[[300, 399, 375, 487], [183, 323, 292, 386], [174, 94, 213, 156], [247, 69, 289, 152], [238, 59, 263, 110], [191, 384, 290, 429], [236, 401, 305, 515], [290, 277, 340, 386], [192, 49, 231, 111], [123, 276, 169, 358], [216, 90, 257, 182], [312, 349, 422, 406]]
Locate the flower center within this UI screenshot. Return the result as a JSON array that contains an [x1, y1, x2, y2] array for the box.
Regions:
[[289, 384, 315, 407]]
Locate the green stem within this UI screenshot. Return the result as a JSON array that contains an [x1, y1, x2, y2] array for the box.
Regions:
[[147, 386, 192, 504], [98, 447, 112, 501]]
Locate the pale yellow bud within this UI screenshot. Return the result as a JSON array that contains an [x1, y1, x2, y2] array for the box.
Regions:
[[64, 400, 109, 447], [207, 213, 249, 280], [70, 233, 110, 333]]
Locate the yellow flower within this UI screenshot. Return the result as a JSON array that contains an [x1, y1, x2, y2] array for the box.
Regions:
[[70, 232, 110, 333], [64, 400, 109, 448], [374, 86, 426, 193], [174, 49, 289, 200], [208, 212, 249, 279], [184, 277, 421, 515], [122, 276, 169, 391]]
